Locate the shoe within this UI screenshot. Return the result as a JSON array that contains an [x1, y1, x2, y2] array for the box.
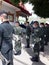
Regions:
[[44, 43, 48, 45], [40, 48, 44, 52], [14, 51, 21, 55], [31, 57, 39, 62]]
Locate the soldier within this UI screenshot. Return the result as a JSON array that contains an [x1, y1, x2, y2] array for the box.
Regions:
[[40, 23, 48, 46], [0, 12, 14, 65], [25, 22, 31, 48], [40, 23, 45, 52], [31, 21, 41, 62], [13, 21, 22, 55], [45, 23, 49, 44]]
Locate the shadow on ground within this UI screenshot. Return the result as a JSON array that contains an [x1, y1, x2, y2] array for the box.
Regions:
[[25, 48, 33, 57], [32, 60, 45, 65], [41, 43, 49, 60]]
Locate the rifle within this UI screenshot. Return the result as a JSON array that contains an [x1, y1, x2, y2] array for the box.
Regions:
[[0, 52, 10, 65]]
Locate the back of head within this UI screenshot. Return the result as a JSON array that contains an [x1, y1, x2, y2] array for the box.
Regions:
[[15, 21, 20, 26], [40, 23, 45, 27], [45, 23, 49, 27], [40, 23, 44, 25], [26, 22, 29, 26], [0, 11, 8, 19]]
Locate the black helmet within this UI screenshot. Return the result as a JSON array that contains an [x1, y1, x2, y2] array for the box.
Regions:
[[33, 21, 39, 25]]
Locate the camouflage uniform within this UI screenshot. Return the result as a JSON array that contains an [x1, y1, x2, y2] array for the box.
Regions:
[[31, 21, 41, 62], [13, 25, 22, 55]]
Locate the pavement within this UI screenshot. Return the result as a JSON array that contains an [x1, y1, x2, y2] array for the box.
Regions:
[[0, 35, 49, 65]]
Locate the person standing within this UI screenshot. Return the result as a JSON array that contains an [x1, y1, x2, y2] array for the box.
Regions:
[[40, 23, 45, 52], [45, 23, 49, 44], [25, 22, 31, 48], [0, 12, 14, 65], [13, 21, 22, 55], [31, 21, 41, 62]]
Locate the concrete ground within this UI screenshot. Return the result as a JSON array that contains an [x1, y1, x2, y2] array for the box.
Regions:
[[0, 35, 49, 65]]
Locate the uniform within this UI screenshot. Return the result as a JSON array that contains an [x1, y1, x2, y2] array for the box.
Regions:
[[13, 25, 22, 55], [44, 27, 48, 45], [0, 21, 14, 65], [40, 26, 45, 51], [31, 21, 41, 62], [45, 23, 49, 45], [26, 25, 31, 48], [40, 23, 47, 52]]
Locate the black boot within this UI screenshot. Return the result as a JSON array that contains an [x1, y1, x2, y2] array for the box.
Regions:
[[7, 62, 10, 65], [31, 56, 39, 62], [40, 47, 44, 52]]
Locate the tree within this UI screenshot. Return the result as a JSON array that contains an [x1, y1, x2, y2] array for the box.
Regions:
[[10, 0, 28, 6], [30, 0, 49, 18], [10, 0, 49, 18]]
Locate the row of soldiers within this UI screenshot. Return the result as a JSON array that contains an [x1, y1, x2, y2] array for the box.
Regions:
[[25, 21, 49, 62], [1, 11, 49, 65], [0, 11, 49, 65], [13, 21, 49, 62]]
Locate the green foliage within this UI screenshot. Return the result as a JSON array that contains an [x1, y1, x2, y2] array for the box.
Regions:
[[6, 0, 49, 18], [10, 0, 28, 6], [30, 0, 49, 18], [10, 0, 19, 6], [21, 0, 28, 3]]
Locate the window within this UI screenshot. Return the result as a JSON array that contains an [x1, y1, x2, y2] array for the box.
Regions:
[[8, 12, 14, 22]]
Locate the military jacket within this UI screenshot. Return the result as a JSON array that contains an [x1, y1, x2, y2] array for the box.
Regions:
[[0, 21, 14, 54], [32, 27, 41, 43]]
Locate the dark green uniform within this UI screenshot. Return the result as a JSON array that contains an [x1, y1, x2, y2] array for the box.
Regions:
[[45, 23, 49, 45], [26, 25, 31, 48], [32, 27, 41, 61], [40, 23, 47, 52], [31, 21, 41, 62], [43, 27, 48, 45], [40, 26, 45, 52]]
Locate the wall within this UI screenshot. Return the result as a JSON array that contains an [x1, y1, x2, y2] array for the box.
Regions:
[[0, 1, 20, 22]]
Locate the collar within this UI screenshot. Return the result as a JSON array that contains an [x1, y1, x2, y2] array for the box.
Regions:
[[2, 21, 9, 24]]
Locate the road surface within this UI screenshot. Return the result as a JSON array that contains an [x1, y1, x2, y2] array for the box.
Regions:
[[0, 35, 49, 65]]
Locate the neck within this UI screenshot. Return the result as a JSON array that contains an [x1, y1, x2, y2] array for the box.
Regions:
[[3, 19, 9, 22]]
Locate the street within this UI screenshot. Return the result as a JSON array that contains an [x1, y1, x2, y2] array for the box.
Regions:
[[0, 35, 49, 65]]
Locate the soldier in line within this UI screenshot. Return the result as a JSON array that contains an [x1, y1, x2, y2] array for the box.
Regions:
[[13, 21, 22, 55], [39, 23, 45, 52], [31, 21, 41, 62], [25, 22, 31, 48], [40, 23, 48, 46], [0, 12, 14, 65], [45, 23, 49, 44]]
